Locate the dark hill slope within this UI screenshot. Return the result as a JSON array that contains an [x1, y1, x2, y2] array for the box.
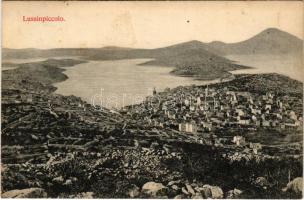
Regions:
[[217, 73, 303, 95]]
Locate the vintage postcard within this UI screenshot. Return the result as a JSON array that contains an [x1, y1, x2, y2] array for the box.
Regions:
[[1, 1, 303, 199]]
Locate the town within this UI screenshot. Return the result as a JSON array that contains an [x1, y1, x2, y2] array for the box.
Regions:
[[1, 60, 303, 199], [125, 83, 302, 147], [137, 85, 302, 131]]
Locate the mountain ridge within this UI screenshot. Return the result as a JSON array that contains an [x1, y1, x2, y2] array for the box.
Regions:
[[206, 28, 303, 55], [3, 28, 301, 58], [2, 28, 301, 80]]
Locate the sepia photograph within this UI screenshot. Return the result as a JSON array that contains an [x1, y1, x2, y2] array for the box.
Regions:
[[1, 1, 303, 199]]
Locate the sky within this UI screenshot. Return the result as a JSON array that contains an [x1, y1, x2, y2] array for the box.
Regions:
[[3, 1, 303, 49]]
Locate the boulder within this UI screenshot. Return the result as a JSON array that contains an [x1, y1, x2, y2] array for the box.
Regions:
[[36, 172, 43, 176], [174, 194, 186, 199], [31, 134, 39, 140], [163, 146, 170, 154], [282, 177, 303, 194], [2, 188, 47, 198], [76, 192, 94, 198], [185, 183, 195, 195], [142, 182, 166, 196], [254, 177, 269, 189], [181, 187, 189, 195], [202, 184, 223, 199], [168, 180, 181, 186], [201, 186, 212, 198], [52, 176, 64, 183], [71, 177, 78, 182], [210, 186, 224, 199], [226, 188, 243, 199], [64, 179, 73, 186], [128, 184, 140, 198], [191, 192, 203, 199], [172, 185, 179, 191]]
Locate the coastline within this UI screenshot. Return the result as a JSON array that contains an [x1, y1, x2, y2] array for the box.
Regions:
[[3, 58, 302, 108], [1, 58, 303, 198]]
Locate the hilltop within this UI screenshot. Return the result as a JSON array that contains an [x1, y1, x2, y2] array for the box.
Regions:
[[207, 28, 303, 55], [2, 59, 87, 92], [215, 73, 303, 95]]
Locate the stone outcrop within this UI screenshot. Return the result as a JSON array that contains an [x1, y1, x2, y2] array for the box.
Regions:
[[2, 188, 47, 198], [282, 177, 303, 194], [201, 184, 223, 199], [185, 183, 195, 195], [142, 182, 166, 196], [75, 192, 94, 198], [226, 188, 243, 199], [127, 184, 140, 198], [254, 176, 269, 190]]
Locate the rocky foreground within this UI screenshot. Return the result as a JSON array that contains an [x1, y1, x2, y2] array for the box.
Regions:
[[1, 59, 303, 198]]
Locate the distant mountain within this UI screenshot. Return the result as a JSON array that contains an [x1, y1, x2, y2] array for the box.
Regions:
[[3, 28, 301, 59], [84, 40, 234, 67], [2, 40, 239, 67], [3, 28, 301, 80], [2, 48, 100, 59], [206, 28, 303, 55], [140, 40, 231, 67], [3, 40, 249, 80], [138, 40, 248, 79]]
